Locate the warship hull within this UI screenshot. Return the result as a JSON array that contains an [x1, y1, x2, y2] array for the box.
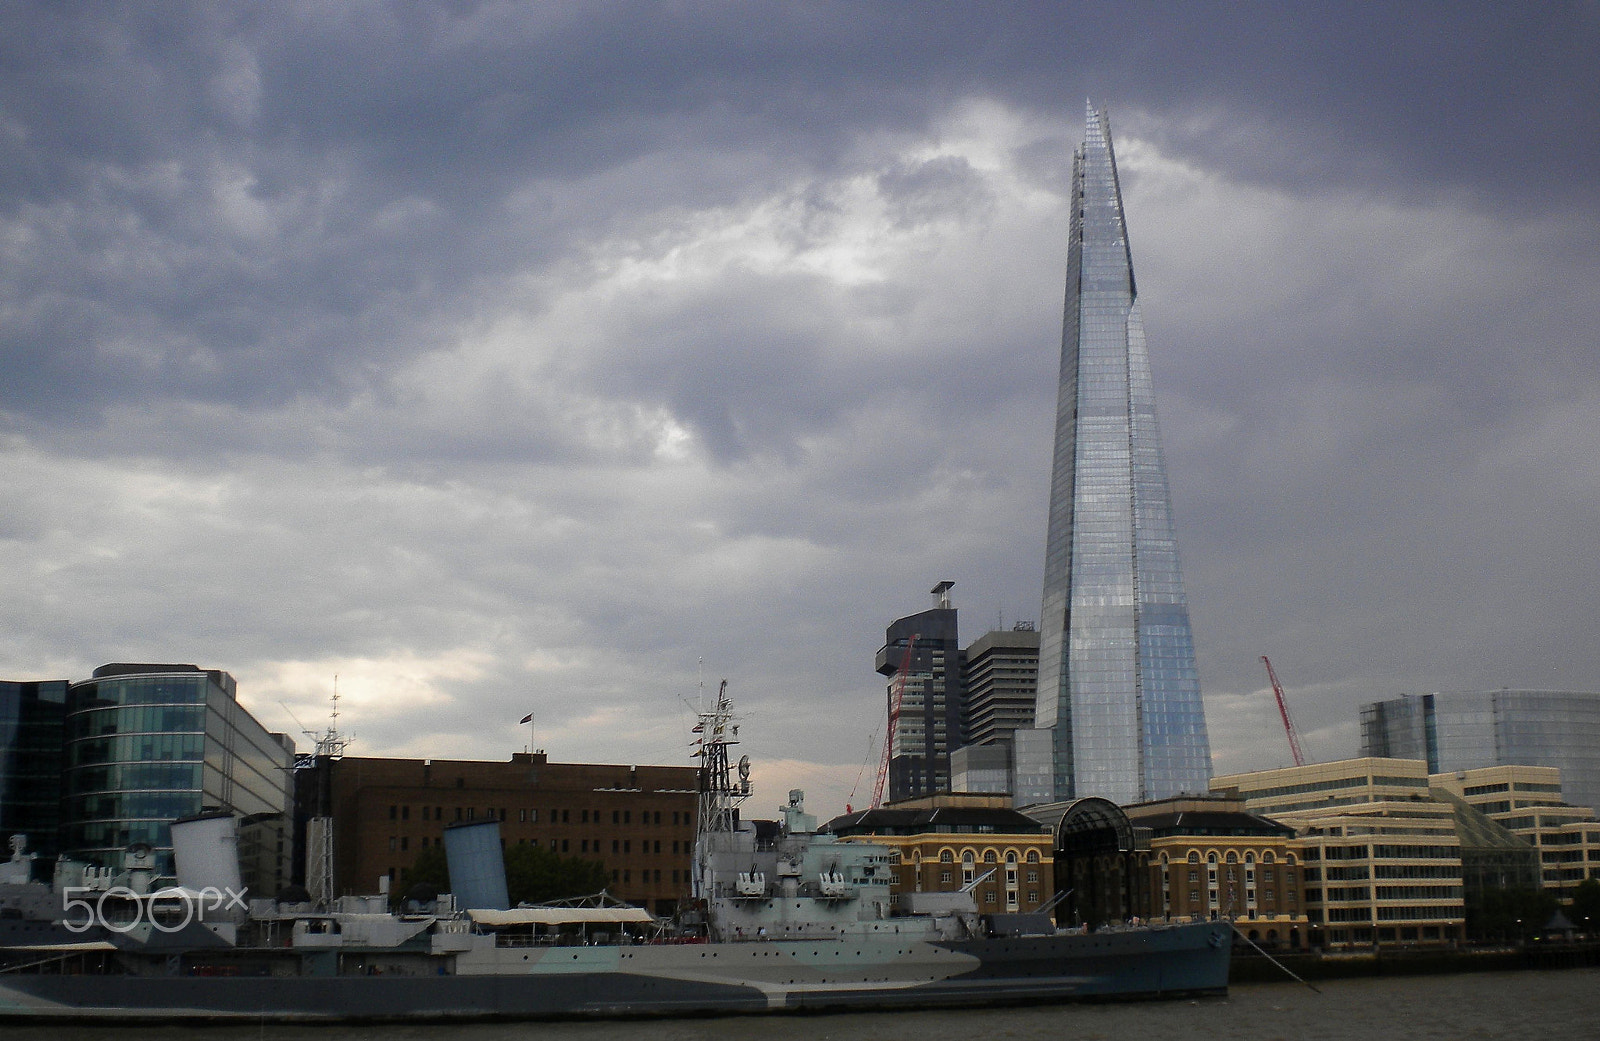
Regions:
[[0, 920, 1229, 1022]]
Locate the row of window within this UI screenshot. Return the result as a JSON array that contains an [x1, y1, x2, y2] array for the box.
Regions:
[[1173, 867, 1295, 884], [391, 834, 684, 858], [66, 676, 212, 709], [920, 869, 1041, 885], [388, 860, 681, 890], [895, 847, 1044, 864], [1171, 887, 1295, 908], [1166, 849, 1297, 866], [67, 733, 204, 767], [387, 804, 690, 827]]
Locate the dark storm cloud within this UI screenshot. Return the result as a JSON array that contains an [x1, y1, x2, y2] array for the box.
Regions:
[[3, 1, 1599, 803], [5, 1, 1593, 435]]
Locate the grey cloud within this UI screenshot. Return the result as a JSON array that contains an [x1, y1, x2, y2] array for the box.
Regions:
[[3, 1, 1599, 811]]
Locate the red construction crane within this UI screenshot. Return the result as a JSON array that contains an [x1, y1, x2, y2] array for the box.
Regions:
[[872, 635, 918, 809], [1260, 655, 1306, 767]]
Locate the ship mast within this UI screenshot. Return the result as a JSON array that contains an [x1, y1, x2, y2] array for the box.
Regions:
[[691, 679, 749, 899], [292, 679, 350, 909]]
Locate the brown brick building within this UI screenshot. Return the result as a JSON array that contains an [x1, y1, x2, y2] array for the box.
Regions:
[[316, 753, 699, 914], [1124, 794, 1310, 948], [824, 793, 1056, 914]]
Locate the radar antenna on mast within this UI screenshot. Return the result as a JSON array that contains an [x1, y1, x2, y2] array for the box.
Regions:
[[287, 678, 351, 910], [691, 680, 750, 900]]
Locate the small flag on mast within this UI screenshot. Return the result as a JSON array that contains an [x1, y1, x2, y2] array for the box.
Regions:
[[519, 713, 534, 725]]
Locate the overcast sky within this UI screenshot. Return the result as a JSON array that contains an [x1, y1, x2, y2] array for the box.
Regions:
[[4, 1, 1598, 819]]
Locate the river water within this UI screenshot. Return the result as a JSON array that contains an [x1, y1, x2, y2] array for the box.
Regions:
[[4, 969, 1596, 1041]]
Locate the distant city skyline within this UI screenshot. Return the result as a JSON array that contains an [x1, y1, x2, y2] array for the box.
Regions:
[[1034, 105, 1212, 805]]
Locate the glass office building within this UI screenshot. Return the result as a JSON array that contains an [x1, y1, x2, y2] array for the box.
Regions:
[[1362, 691, 1600, 816], [61, 663, 295, 893], [1035, 104, 1212, 804], [0, 679, 68, 865]]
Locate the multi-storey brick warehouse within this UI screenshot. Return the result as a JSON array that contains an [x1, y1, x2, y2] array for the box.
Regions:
[[316, 753, 700, 914]]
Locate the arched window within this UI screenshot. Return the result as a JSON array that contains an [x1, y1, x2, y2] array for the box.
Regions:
[[1187, 851, 1200, 864], [1285, 853, 1297, 865], [961, 851, 975, 865], [939, 849, 954, 863], [1244, 851, 1255, 865], [1158, 852, 1169, 866], [1225, 850, 1239, 864], [1262, 850, 1276, 864], [1026, 850, 1040, 863], [1005, 851, 1018, 864], [983, 850, 998, 864], [1206, 852, 1218, 865]]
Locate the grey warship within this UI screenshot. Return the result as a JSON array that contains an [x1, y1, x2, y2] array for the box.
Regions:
[[0, 686, 1230, 1021]]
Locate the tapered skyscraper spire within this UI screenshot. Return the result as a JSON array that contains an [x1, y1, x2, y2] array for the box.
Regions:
[[1034, 103, 1212, 804]]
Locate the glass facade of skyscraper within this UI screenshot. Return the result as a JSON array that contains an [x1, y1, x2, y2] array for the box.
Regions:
[[1362, 690, 1600, 817], [61, 663, 294, 892], [1036, 104, 1212, 805]]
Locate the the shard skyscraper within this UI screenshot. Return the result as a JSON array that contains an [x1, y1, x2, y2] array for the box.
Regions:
[[1034, 104, 1212, 805]]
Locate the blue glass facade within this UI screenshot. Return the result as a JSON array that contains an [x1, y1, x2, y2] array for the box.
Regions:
[[1036, 105, 1212, 804], [1362, 690, 1600, 817], [61, 663, 294, 892], [0, 679, 68, 863]]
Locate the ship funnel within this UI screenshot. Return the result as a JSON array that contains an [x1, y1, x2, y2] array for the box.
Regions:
[[171, 812, 245, 899], [443, 819, 511, 910]]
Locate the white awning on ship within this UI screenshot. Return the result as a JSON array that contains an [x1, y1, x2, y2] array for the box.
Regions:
[[466, 907, 654, 927], [5, 940, 119, 952]]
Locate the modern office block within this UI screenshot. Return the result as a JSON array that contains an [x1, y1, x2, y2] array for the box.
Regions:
[[1362, 691, 1600, 816], [1213, 758, 1469, 947], [962, 625, 1038, 750], [0, 679, 68, 865], [59, 663, 294, 895], [1430, 764, 1600, 896], [949, 744, 1011, 795], [875, 582, 963, 803], [1035, 103, 1212, 804]]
